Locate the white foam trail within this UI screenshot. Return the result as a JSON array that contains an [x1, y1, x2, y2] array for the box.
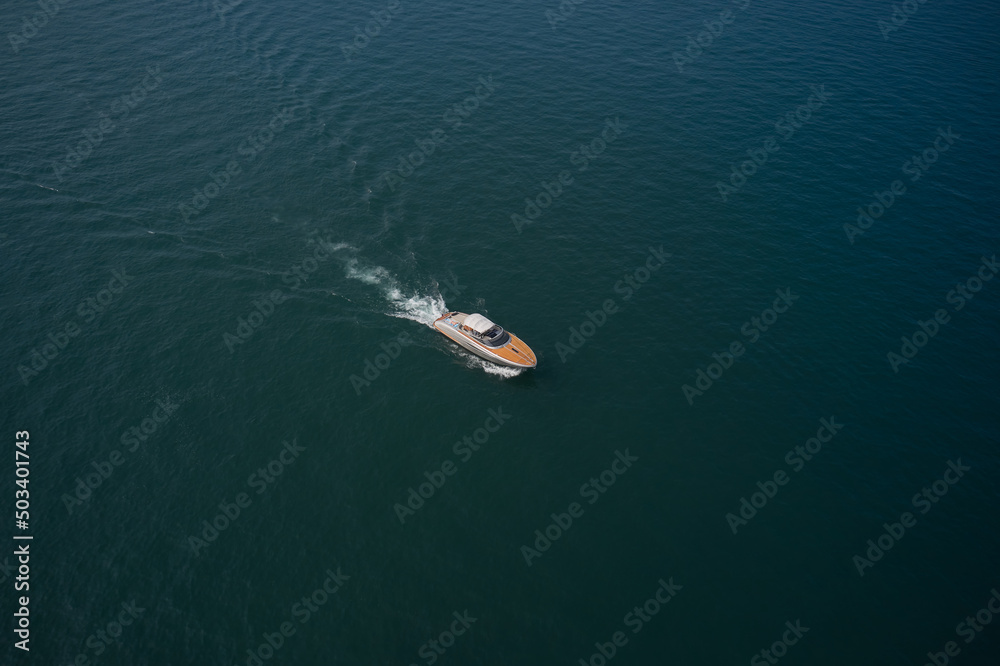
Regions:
[[325, 241, 354, 253], [343, 257, 446, 326], [391, 291, 448, 326], [343, 258, 392, 286], [463, 355, 524, 379]]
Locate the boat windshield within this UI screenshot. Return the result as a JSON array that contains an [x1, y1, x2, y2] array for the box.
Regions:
[[481, 325, 510, 347]]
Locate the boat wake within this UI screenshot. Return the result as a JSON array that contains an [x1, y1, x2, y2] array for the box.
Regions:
[[340, 254, 523, 378], [462, 354, 525, 379], [342, 257, 447, 326]]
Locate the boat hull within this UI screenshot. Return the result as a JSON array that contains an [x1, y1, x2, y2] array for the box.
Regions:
[[433, 313, 537, 368]]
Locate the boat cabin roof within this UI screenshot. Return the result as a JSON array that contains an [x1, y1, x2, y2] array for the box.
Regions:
[[463, 313, 496, 334]]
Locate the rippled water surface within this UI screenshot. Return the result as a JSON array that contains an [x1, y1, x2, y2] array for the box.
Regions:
[[1, 0, 998, 664]]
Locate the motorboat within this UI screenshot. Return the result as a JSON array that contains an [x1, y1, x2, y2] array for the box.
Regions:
[[433, 312, 537, 368]]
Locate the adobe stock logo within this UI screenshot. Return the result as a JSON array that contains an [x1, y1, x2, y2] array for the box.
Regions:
[[238, 566, 350, 666], [7, 0, 70, 54], [187, 439, 306, 556], [886, 254, 995, 373], [672, 0, 752, 73], [349, 332, 413, 395], [725, 417, 844, 534], [520, 450, 638, 567], [749, 620, 810, 666], [715, 85, 830, 201], [545, 0, 587, 30], [577, 577, 683, 666], [510, 117, 626, 233], [555, 245, 668, 363], [62, 397, 180, 514], [67, 600, 146, 664], [851, 459, 970, 576], [382, 75, 498, 193], [920, 587, 1000, 666], [407, 611, 477, 666], [51, 65, 162, 183], [178, 106, 302, 223], [393, 407, 511, 524], [878, 0, 930, 40], [340, 0, 402, 62], [845, 127, 960, 244], [17, 268, 136, 386], [682, 287, 799, 405]]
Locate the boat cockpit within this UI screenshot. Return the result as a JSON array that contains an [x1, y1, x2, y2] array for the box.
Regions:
[[480, 325, 510, 347]]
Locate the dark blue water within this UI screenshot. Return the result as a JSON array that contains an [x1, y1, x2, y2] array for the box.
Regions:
[[2, 0, 999, 664]]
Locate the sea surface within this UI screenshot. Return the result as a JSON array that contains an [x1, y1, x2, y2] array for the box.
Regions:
[[1, 0, 998, 664]]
